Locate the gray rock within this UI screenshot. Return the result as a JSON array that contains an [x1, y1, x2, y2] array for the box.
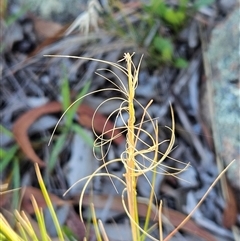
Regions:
[[206, 8, 240, 190], [218, 0, 237, 14]]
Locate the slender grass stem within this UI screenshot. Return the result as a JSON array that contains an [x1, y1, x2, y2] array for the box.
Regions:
[[124, 53, 140, 241]]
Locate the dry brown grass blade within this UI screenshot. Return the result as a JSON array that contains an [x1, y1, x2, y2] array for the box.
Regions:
[[79, 194, 217, 241], [13, 101, 124, 167]]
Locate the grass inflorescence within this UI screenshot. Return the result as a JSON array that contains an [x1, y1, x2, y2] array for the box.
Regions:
[[49, 53, 189, 240]]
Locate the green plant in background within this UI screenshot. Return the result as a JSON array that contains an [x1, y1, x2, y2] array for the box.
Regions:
[[141, 0, 189, 67], [144, 0, 188, 29], [47, 70, 92, 173], [103, 0, 214, 68], [144, 0, 214, 67], [0, 125, 21, 211]]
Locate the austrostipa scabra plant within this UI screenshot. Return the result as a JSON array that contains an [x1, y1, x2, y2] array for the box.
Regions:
[[45, 53, 235, 241], [45, 52, 189, 241]]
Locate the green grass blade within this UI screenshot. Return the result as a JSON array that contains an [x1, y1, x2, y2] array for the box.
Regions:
[[60, 70, 71, 127], [67, 80, 91, 125], [12, 158, 21, 210], [0, 125, 13, 137], [48, 133, 67, 172], [34, 164, 65, 241], [17, 223, 29, 241], [31, 195, 49, 241], [0, 214, 24, 241], [90, 203, 102, 241], [71, 124, 94, 148], [0, 145, 18, 172], [141, 168, 157, 241], [14, 210, 39, 241], [61, 226, 78, 241]]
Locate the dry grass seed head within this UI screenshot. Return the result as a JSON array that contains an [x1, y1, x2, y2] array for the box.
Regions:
[[65, 0, 103, 35], [48, 53, 185, 240]]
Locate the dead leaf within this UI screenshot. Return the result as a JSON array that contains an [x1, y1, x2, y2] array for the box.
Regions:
[[222, 180, 238, 228], [13, 101, 62, 167], [13, 101, 124, 167], [31, 15, 63, 41], [28, 21, 69, 57]]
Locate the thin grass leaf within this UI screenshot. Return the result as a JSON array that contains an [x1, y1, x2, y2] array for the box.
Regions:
[[15, 211, 39, 241], [0, 145, 18, 172], [90, 203, 102, 241], [17, 222, 29, 241], [66, 80, 91, 130], [98, 220, 109, 241], [0, 124, 13, 137], [0, 214, 23, 241], [12, 157, 20, 210], [140, 118, 159, 241], [68, 80, 91, 119], [164, 159, 235, 241], [141, 223, 158, 241], [61, 226, 78, 241], [158, 200, 163, 241], [141, 156, 157, 241], [61, 74, 90, 128], [124, 53, 141, 240], [34, 164, 65, 241], [60, 68, 71, 127], [48, 132, 67, 172], [31, 195, 49, 241], [71, 124, 94, 148]]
